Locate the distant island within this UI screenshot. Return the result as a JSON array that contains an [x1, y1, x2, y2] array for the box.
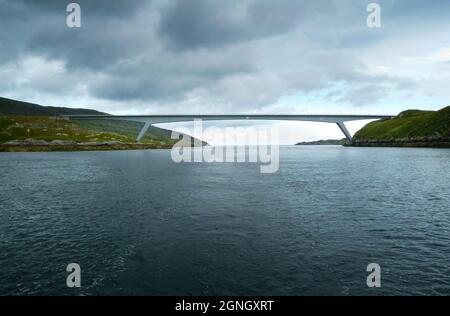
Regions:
[[296, 139, 345, 145], [0, 97, 201, 152], [349, 106, 449, 148]]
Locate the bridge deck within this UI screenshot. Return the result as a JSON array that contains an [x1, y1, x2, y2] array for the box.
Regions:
[[65, 114, 394, 142]]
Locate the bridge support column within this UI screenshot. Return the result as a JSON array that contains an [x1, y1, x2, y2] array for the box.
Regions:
[[136, 121, 151, 142], [336, 122, 352, 141]]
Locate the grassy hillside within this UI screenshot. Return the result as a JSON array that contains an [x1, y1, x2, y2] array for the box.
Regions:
[[353, 106, 450, 141], [0, 96, 106, 116], [0, 116, 179, 147], [0, 96, 182, 145], [0, 116, 125, 143], [74, 119, 175, 143]]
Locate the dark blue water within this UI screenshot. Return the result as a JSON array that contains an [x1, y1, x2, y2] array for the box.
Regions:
[[0, 146, 449, 295]]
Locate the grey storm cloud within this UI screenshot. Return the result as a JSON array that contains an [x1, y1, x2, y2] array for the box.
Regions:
[[157, 0, 314, 50], [1, 0, 449, 112], [0, 0, 149, 69]]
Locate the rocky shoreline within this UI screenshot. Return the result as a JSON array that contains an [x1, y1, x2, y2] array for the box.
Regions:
[[348, 136, 450, 148], [0, 139, 173, 152]]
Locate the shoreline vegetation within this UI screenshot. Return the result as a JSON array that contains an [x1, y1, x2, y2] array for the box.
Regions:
[[347, 106, 449, 148]]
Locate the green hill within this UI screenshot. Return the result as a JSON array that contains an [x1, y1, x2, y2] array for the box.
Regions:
[[351, 106, 450, 147], [0, 96, 185, 147], [0, 116, 133, 143], [0, 96, 106, 116], [73, 118, 175, 143], [0, 97, 201, 150]]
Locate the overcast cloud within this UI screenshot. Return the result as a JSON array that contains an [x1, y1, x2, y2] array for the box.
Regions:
[[1, 0, 449, 142]]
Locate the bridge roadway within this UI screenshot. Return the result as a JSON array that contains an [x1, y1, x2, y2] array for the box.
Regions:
[[65, 114, 394, 142]]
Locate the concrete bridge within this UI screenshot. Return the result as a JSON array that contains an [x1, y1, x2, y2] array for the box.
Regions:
[[66, 114, 394, 142]]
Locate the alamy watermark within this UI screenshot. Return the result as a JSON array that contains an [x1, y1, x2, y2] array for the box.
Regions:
[[366, 263, 381, 288], [170, 120, 280, 174], [66, 3, 81, 28], [66, 263, 81, 288], [367, 3, 381, 28], [65, 2, 381, 29], [63, 261, 381, 290]]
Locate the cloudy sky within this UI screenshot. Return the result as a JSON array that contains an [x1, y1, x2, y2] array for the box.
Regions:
[[1, 0, 449, 143]]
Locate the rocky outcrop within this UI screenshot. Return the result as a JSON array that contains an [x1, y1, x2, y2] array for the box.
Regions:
[[350, 136, 450, 147], [49, 140, 77, 146], [0, 140, 173, 152], [77, 141, 122, 146], [4, 139, 49, 146]]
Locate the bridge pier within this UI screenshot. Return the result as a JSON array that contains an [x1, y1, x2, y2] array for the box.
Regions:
[[336, 122, 352, 141], [137, 121, 151, 142]]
